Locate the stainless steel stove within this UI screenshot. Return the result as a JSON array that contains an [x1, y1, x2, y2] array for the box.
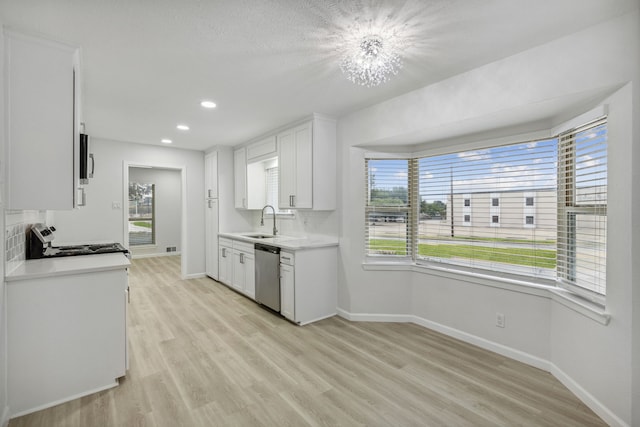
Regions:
[[26, 223, 129, 259]]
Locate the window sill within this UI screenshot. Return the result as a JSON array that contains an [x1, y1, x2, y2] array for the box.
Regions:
[[362, 260, 611, 325]]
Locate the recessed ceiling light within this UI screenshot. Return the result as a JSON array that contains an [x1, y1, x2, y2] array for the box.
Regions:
[[200, 100, 217, 109], [176, 124, 190, 131], [161, 139, 172, 144]]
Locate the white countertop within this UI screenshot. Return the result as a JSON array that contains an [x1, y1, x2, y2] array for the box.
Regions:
[[6, 253, 131, 282], [219, 232, 339, 251]]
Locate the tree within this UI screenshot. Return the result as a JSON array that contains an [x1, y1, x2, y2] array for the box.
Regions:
[[420, 199, 447, 219]]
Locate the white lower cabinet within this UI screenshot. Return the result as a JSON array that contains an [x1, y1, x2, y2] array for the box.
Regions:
[[279, 246, 337, 325], [218, 238, 255, 299], [232, 243, 255, 299], [279, 258, 295, 322], [218, 238, 234, 286], [7, 267, 128, 416]]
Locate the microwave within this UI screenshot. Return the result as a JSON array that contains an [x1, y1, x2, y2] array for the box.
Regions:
[[79, 133, 94, 184]]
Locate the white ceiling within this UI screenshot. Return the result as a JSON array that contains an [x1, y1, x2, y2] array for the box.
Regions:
[[0, 0, 636, 151]]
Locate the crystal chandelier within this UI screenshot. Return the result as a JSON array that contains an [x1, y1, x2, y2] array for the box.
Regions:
[[339, 32, 404, 87]]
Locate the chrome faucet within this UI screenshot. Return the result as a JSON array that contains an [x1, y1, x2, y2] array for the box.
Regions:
[[260, 205, 278, 236]]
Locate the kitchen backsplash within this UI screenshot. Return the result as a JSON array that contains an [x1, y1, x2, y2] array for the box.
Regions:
[[251, 209, 338, 237], [5, 210, 47, 273]]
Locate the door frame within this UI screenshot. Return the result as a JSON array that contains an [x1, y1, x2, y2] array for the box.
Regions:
[[123, 161, 188, 279]]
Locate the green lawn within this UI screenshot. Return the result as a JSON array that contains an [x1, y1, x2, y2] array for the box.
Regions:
[[132, 221, 152, 228], [369, 239, 556, 269]]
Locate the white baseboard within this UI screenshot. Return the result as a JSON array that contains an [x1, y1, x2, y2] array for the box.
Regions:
[[184, 273, 206, 280], [130, 252, 181, 259], [337, 308, 624, 426], [336, 308, 412, 323], [411, 315, 551, 371], [550, 364, 629, 427]]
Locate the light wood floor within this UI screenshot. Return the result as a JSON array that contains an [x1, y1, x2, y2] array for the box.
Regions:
[[10, 256, 606, 427]]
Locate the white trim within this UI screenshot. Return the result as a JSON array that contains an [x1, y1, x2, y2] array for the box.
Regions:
[[129, 252, 181, 260], [185, 273, 206, 280], [336, 307, 624, 426], [9, 381, 117, 418], [551, 104, 608, 135], [550, 364, 629, 427], [298, 312, 339, 326], [336, 308, 412, 323], [411, 315, 551, 370]]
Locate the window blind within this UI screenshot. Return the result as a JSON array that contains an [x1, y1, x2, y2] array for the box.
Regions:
[[417, 139, 558, 279], [364, 158, 414, 258], [557, 118, 607, 298]]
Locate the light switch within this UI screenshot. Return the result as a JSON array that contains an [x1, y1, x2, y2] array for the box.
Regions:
[[112, 201, 121, 210]]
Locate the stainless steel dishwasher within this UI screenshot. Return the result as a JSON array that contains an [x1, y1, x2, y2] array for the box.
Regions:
[[254, 243, 281, 312]]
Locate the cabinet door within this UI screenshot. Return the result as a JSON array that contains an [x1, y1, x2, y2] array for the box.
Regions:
[[277, 128, 296, 209], [280, 263, 295, 321], [277, 122, 312, 209], [292, 123, 313, 208], [205, 152, 218, 199], [205, 199, 219, 279], [234, 148, 247, 209], [243, 253, 256, 299], [6, 31, 79, 210], [218, 245, 233, 285], [231, 250, 245, 292]]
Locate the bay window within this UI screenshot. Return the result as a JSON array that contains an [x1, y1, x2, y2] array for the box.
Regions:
[[365, 118, 608, 301]]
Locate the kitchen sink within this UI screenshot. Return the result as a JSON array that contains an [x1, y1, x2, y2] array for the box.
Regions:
[[245, 234, 274, 239]]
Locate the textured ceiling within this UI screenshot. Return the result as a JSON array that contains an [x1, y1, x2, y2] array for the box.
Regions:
[[0, 0, 637, 151]]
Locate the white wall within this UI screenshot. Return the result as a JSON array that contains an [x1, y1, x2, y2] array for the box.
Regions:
[[337, 10, 639, 427], [51, 138, 205, 277], [0, 23, 7, 426], [128, 167, 181, 257]]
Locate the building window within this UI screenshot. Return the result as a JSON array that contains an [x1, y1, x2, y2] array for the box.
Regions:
[[129, 182, 155, 246], [367, 117, 607, 296]]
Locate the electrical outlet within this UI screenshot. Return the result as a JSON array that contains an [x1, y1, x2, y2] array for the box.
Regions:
[[496, 312, 505, 328]]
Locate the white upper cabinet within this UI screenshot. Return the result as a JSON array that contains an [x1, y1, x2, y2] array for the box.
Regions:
[[246, 136, 277, 162], [205, 152, 218, 199], [234, 147, 247, 209], [278, 115, 336, 210], [5, 29, 81, 210]]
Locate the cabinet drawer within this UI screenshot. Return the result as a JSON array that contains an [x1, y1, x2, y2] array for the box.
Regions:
[[233, 240, 255, 254], [280, 251, 294, 266], [219, 237, 233, 248]]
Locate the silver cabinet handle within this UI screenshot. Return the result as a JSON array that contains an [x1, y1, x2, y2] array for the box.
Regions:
[[282, 256, 291, 262], [240, 253, 245, 264], [208, 199, 213, 209], [208, 189, 212, 198], [77, 187, 86, 207], [292, 195, 296, 207], [89, 153, 95, 178], [222, 248, 226, 257]]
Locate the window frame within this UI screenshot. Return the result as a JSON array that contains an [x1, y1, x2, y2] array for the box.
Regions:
[[364, 155, 415, 261], [364, 117, 608, 306]]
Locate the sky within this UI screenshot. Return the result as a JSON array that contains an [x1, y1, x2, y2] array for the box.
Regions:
[[367, 123, 607, 205]]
